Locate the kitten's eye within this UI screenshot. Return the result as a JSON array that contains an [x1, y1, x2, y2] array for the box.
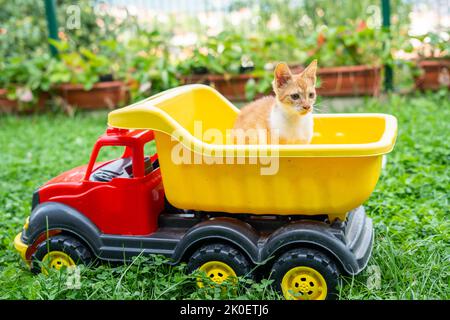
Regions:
[[290, 93, 300, 100], [308, 92, 315, 99]]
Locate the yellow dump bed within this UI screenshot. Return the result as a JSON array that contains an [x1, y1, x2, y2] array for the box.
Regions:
[[108, 85, 397, 221]]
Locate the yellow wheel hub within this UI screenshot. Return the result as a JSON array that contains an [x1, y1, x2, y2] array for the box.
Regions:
[[281, 266, 328, 300], [197, 261, 237, 288], [41, 251, 75, 274]]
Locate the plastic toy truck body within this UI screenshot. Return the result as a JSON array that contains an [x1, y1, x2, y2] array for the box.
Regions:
[[15, 85, 397, 300]]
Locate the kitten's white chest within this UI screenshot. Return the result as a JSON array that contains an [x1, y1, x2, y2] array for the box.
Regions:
[[270, 107, 313, 144]]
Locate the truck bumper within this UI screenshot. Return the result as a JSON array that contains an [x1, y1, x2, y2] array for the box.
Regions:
[[14, 216, 31, 264], [14, 232, 29, 264]]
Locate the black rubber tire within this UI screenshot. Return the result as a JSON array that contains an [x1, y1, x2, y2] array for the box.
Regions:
[[186, 243, 253, 279], [270, 248, 340, 300], [31, 234, 93, 274]]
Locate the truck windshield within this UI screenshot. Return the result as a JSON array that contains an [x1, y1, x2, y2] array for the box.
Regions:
[[90, 157, 133, 182], [91, 156, 155, 182], [89, 139, 158, 182]]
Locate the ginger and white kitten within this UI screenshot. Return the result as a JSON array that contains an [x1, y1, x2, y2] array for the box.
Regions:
[[233, 60, 317, 144]]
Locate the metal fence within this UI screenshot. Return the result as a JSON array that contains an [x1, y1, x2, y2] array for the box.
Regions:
[[99, 0, 449, 34]]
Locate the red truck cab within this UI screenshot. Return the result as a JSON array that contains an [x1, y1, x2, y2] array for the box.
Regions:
[[36, 128, 165, 235]]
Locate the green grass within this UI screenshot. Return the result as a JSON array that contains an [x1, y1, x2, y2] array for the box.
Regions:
[[0, 91, 449, 300]]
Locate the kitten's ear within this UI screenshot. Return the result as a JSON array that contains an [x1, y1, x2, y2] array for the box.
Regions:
[[273, 62, 292, 87], [301, 59, 318, 85]]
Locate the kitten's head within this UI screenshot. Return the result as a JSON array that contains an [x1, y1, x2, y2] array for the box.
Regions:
[[272, 60, 317, 115]]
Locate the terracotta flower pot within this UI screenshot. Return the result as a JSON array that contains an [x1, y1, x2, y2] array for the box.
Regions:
[[182, 64, 382, 101], [0, 88, 49, 114], [415, 59, 450, 91], [181, 74, 256, 101], [56, 81, 129, 109], [315, 65, 381, 97], [267, 64, 381, 97], [256, 64, 381, 97]]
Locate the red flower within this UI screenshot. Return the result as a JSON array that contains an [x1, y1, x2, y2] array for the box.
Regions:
[[356, 20, 367, 32], [317, 32, 326, 46]]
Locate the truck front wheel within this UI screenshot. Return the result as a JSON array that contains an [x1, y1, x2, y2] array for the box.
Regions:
[[186, 243, 252, 288], [270, 248, 340, 300], [31, 235, 93, 274]]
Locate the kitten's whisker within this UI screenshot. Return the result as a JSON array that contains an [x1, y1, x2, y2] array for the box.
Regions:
[[312, 104, 330, 113]]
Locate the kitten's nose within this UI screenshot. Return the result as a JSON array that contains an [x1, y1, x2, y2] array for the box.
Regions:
[[303, 105, 312, 111]]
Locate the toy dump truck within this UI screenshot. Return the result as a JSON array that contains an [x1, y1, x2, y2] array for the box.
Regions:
[[15, 85, 397, 300]]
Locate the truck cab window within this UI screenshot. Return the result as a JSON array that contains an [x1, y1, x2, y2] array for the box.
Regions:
[[90, 146, 133, 182], [144, 140, 158, 175]]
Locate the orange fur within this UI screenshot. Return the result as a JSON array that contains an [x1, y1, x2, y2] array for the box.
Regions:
[[233, 60, 318, 144]]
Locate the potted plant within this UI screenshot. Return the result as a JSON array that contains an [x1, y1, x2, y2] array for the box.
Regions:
[[178, 31, 264, 101], [0, 54, 52, 113], [180, 31, 309, 101], [48, 40, 129, 109], [119, 30, 180, 103], [244, 24, 387, 100], [243, 34, 308, 100], [413, 32, 450, 90], [125, 54, 180, 103], [304, 22, 388, 97]]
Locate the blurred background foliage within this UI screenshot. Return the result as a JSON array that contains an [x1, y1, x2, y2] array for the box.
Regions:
[[0, 0, 448, 103]]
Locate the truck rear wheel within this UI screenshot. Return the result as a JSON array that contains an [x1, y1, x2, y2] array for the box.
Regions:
[[186, 243, 252, 287], [31, 235, 93, 274], [270, 248, 340, 300]]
